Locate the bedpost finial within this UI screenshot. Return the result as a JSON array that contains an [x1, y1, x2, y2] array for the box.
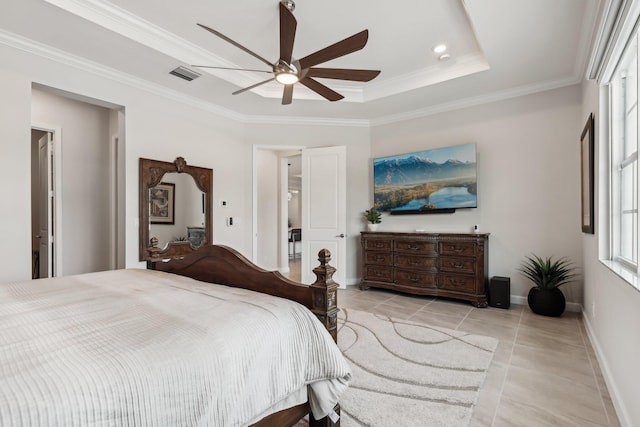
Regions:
[[311, 248, 339, 343], [317, 249, 332, 265], [174, 157, 187, 173]]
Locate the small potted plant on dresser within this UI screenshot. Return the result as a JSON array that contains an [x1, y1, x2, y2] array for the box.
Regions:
[[364, 207, 382, 231], [519, 254, 577, 317]]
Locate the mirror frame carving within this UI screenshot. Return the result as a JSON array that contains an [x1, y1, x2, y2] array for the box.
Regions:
[[139, 157, 212, 261]]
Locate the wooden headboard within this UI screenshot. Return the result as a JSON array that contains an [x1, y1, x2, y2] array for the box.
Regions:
[[147, 244, 340, 342]]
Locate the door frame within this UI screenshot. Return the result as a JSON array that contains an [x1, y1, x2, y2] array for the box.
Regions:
[[252, 144, 303, 269], [31, 122, 63, 277]]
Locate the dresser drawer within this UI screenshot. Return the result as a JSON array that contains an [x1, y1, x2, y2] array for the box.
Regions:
[[395, 269, 437, 288], [365, 251, 393, 266], [395, 239, 437, 254], [360, 232, 489, 307], [364, 238, 393, 251], [438, 257, 475, 274], [394, 254, 436, 270], [364, 265, 393, 282], [438, 273, 476, 293], [438, 241, 475, 257]]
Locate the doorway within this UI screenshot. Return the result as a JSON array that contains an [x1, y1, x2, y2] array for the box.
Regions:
[[31, 85, 126, 276], [253, 147, 302, 275], [30, 128, 56, 278], [286, 154, 302, 281], [253, 145, 346, 286]]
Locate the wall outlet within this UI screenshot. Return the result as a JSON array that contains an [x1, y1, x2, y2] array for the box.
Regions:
[[226, 217, 233, 227]]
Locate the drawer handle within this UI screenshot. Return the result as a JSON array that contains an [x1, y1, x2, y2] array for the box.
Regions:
[[448, 278, 466, 286], [374, 271, 384, 277], [446, 245, 464, 252], [409, 275, 420, 282], [408, 260, 419, 265], [374, 242, 385, 248], [374, 256, 385, 262], [451, 262, 464, 268], [408, 245, 420, 250]]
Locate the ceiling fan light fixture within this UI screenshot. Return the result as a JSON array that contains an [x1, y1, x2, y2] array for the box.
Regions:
[[276, 71, 299, 84], [197, 1, 379, 104]]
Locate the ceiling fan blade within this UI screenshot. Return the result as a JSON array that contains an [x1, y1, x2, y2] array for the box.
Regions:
[[306, 68, 380, 82], [232, 77, 276, 95], [299, 77, 344, 102], [282, 84, 294, 105], [192, 65, 273, 74], [279, 3, 297, 64], [197, 23, 273, 69], [298, 30, 369, 70]]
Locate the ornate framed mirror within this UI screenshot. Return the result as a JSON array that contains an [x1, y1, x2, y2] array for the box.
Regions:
[[139, 157, 212, 261]]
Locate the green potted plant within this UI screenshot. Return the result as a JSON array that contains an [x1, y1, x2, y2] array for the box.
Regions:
[[364, 207, 382, 231], [519, 254, 577, 317]]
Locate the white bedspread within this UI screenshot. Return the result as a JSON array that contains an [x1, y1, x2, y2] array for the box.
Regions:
[[0, 269, 351, 426]]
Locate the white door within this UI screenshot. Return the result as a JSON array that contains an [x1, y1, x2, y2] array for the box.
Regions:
[[301, 146, 346, 287], [38, 133, 53, 278]]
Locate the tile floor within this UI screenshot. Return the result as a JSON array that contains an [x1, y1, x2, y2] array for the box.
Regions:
[[285, 259, 621, 427]]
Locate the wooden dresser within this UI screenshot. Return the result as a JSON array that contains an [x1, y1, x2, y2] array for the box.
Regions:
[[360, 232, 490, 307]]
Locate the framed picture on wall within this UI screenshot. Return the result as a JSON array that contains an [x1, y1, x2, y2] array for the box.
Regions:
[[149, 182, 175, 224], [580, 113, 594, 234]]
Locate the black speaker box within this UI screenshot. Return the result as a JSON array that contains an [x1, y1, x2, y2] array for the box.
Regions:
[[488, 276, 510, 309]]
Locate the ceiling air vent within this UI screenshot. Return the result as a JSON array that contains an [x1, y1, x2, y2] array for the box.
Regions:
[[169, 66, 201, 82]]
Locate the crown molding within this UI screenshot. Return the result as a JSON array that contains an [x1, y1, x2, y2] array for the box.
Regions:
[[243, 114, 370, 127], [363, 53, 489, 102], [0, 28, 245, 121], [370, 75, 582, 127], [0, 27, 586, 129], [0, 28, 371, 127]]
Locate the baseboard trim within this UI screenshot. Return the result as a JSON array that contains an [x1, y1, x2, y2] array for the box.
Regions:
[[583, 312, 632, 427], [346, 277, 360, 287], [510, 295, 582, 312]]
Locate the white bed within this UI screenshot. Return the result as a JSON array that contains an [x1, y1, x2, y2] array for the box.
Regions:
[[0, 247, 350, 427]]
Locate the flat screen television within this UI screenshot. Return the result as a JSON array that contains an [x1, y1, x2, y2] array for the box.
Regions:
[[373, 143, 477, 214]]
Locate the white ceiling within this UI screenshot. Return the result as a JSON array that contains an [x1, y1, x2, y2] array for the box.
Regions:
[[1, 0, 601, 125]]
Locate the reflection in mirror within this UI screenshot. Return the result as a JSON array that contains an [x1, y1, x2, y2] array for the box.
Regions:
[[149, 173, 205, 251], [139, 157, 212, 261]]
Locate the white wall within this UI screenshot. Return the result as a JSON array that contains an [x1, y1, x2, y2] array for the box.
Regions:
[[371, 85, 585, 305], [31, 88, 113, 276], [580, 79, 640, 427], [0, 69, 32, 282]]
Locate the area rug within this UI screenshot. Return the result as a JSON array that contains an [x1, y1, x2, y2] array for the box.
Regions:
[[333, 308, 498, 427]]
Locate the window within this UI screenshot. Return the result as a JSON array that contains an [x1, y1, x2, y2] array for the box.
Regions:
[[607, 31, 640, 277]]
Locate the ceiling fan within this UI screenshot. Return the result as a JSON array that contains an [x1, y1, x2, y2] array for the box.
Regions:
[[193, 0, 380, 105]]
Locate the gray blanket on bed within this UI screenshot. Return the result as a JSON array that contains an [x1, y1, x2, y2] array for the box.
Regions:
[[0, 269, 351, 426]]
